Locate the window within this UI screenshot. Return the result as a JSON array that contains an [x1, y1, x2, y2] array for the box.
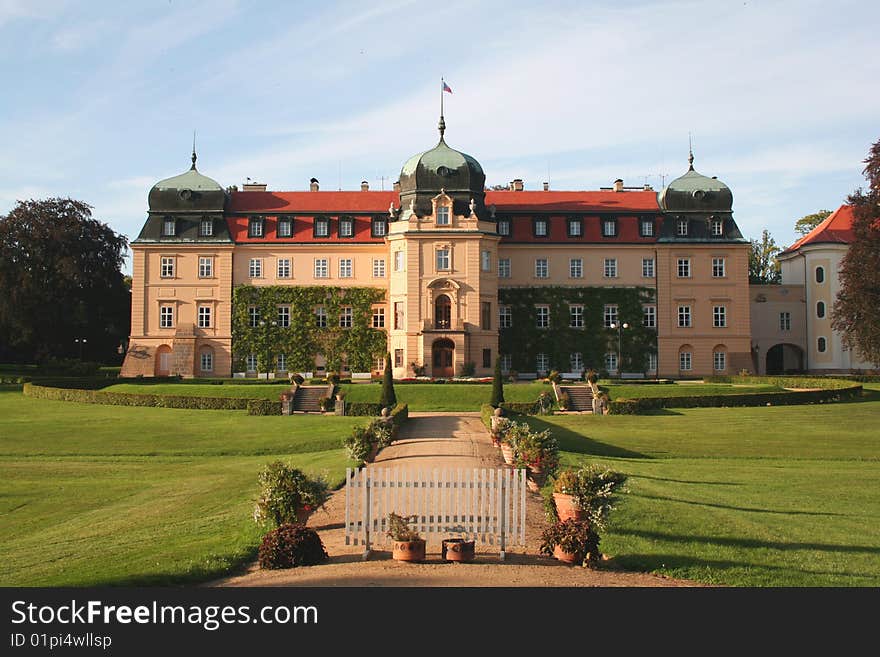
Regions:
[[277, 354, 287, 372], [315, 306, 327, 328], [568, 218, 582, 237], [640, 219, 654, 237], [372, 306, 385, 329], [198, 305, 212, 328], [481, 251, 491, 272], [816, 266, 825, 284], [677, 219, 688, 236], [277, 306, 290, 328], [500, 354, 512, 373], [604, 258, 617, 278], [536, 353, 549, 374], [248, 306, 260, 328], [246, 354, 257, 372], [248, 218, 264, 238], [713, 350, 726, 371], [534, 218, 548, 237], [499, 305, 512, 328], [569, 258, 583, 278], [679, 351, 692, 371], [375, 356, 385, 371], [816, 301, 826, 318], [198, 256, 213, 278], [371, 217, 387, 237], [481, 301, 492, 330], [394, 302, 404, 329], [314, 217, 329, 237], [817, 337, 827, 353], [605, 352, 618, 372], [339, 217, 354, 237], [394, 250, 404, 272], [339, 258, 353, 278], [677, 258, 691, 277], [436, 248, 450, 271], [482, 348, 492, 369], [602, 218, 617, 237], [277, 258, 291, 279], [712, 257, 726, 278], [160, 256, 175, 278], [643, 305, 656, 328], [780, 312, 791, 331], [712, 219, 723, 236], [277, 218, 292, 238], [678, 305, 692, 328], [713, 305, 727, 328], [498, 258, 511, 278], [647, 353, 658, 372], [199, 218, 213, 237], [536, 305, 550, 328], [200, 351, 213, 372], [373, 258, 386, 278], [642, 258, 654, 278], [394, 349, 404, 368], [339, 306, 353, 328], [160, 305, 174, 328], [604, 304, 618, 328], [535, 258, 549, 278], [497, 219, 510, 236], [249, 258, 262, 278], [162, 218, 176, 236], [314, 258, 328, 278], [436, 206, 450, 225], [570, 304, 584, 328], [570, 352, 584, 372]]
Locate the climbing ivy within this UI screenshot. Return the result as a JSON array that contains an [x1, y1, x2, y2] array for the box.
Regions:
[[498, 286, 656, 373], [232, 286, 387, 373]]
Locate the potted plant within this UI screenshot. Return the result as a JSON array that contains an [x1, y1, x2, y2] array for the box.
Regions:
[[253, 462, 331, 527], [343, 424, 379, 463], [387, 513, 425, 562], [499, 421, 521, 465], [490, 410, 511, 448], [512, 425, 559, 491], [549, 464, 627, 531], [540, 519, 600, 565], [441, 538, 475, 563]]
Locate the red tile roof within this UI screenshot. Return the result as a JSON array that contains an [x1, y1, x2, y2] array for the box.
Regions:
[[782, 205, 855, 254], [487, 190, 659, 212]]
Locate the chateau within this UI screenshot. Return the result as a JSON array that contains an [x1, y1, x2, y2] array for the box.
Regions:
[[121, 118, 753, 379]]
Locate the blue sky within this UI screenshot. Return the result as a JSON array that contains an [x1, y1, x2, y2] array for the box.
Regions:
[[1, 0, 878, 271]]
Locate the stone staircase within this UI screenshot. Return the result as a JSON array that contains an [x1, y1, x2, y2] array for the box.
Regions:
[[292, 386, 329, 413], [558, 385, 594, 412]]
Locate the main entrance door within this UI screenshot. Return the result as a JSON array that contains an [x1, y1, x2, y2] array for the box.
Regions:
[[432, 339, 454, 377]]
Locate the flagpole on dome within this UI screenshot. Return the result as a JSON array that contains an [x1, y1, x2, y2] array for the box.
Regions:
[[439, 78, 452, 140]]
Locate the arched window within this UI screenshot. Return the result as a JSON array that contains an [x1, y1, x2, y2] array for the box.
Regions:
[[713, 346, 727, 372], [435, 294, 451, 329], [816, 301, 826, 319], [815, 266, 825, 284]]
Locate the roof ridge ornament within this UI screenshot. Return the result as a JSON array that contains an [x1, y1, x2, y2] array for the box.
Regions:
[[688, 133, 694, 171], [191, 130, 198, 170]]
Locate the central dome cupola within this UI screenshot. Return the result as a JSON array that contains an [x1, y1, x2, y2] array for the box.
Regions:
[[398, 115, 486, 218]]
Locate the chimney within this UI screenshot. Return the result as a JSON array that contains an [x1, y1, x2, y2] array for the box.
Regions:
[[643, 183, 653, 191], [511, 178, 524, 192], [242, 181, 267, 192], [309, 178, 319, 192], [361, 180, 369, 192], [613, 178, 624, 192], [543, 181, 549, 191], [393, 180, 400, 192]]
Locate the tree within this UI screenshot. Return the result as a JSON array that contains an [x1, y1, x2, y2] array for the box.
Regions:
[[379, 352, 397, 408], [832, 139, 880, 367], [0, 198, 130, 363], [490, 357, 505, 407], [794, 210, 832, 237], [748, 229, 782, 284]]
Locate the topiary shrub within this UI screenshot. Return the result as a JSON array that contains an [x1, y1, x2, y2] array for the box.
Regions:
[[258, 523, 329, 569], [379, 352, 396, 408], [490, 359, 505, 407], [253, 462, 330, 528]]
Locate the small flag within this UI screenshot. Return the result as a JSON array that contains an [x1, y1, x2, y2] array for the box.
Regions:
[[442, 80, 452, 94]]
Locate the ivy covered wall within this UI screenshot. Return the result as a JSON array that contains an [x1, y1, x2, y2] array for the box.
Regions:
[[498, 286, 656, 373], [231, 286, 387, 373]]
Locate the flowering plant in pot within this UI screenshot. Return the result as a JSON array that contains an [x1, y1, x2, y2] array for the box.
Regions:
[[253, 462, 330, 527], [490, 413, 512, 448], [540, 518, 600, 566], [550, 464, 627, 526], [514, 427, 559, 490], [387, 513, 426, 562], [343, 424, 379, 462]]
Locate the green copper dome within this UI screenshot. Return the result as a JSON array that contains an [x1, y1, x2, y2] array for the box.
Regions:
[[148, 153, 226, 213], [658, 152, 732, 214]]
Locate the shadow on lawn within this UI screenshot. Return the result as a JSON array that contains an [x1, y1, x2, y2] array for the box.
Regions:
[[633, 492, 847, 517], [615, 528, 879, 555], [524, 416, 650, 459], [632, 473, 743, 486]]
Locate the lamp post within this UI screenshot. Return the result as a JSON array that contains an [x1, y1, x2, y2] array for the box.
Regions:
[[74, 337, 87, 360], [609, 322, 629, 376], [258, 319, 277, 380]]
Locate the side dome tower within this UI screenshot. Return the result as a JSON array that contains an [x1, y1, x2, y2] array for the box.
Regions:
[[659, 149, 733, 214], [148, 150, 226, 214]]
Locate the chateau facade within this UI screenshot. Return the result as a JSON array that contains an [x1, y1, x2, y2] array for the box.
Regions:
[[121, 120, 752, 379]]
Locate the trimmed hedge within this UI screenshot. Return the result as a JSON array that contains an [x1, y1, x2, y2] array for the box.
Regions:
[[389, 402, 408, 427], [704, 375, 861, 390], [480, 403, 495, 430], [345, 402, 384, 417], [23, 382, 250, 410], [0, 376, 30, 384], [500, 401, 541, 415], [247, 399, 283, 416]]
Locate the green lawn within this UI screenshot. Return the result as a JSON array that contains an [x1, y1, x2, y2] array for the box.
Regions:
[[602, 382, 783, 399], [0, 389, 359, 586], [522, 384, 880, 586]]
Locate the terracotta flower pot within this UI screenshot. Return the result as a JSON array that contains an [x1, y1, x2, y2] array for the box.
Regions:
[[392, 539, 426, 562], [500, 444, 515, 465], [442, 538, 475, 563], [553, 493, 586, 522], [553, 544, 582, 565]]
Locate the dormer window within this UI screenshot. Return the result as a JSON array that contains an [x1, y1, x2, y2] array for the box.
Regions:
[[533, 218, 548, 237], [436, 206, 450, 225], [314, 217, 330, 238], [640, 218, 654, 237], [339, 216, 354, 237], [162, 218, 176, 237], [567, 218, 583, 237], [277, 217, 292, 238], [602, 217, 617, 237], [677, 218, 689, 236], [199, 218, 213, 237], [371, 217, 387, 237], [711, 218, 723, 236], [497, 219, 510, 236], [248, 218, 264, 238]]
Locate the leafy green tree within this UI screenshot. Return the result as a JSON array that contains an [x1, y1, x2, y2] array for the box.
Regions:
[[490, 357, 505, 407], [380, 352, 397, 408], [0, 198, 130, 363], [832, 139, 880, 367], [748, 229, 782, 284], [794, 210, 832, 237]]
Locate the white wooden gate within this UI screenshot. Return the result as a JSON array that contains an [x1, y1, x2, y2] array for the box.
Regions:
[[344, 467, 527, 559]]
